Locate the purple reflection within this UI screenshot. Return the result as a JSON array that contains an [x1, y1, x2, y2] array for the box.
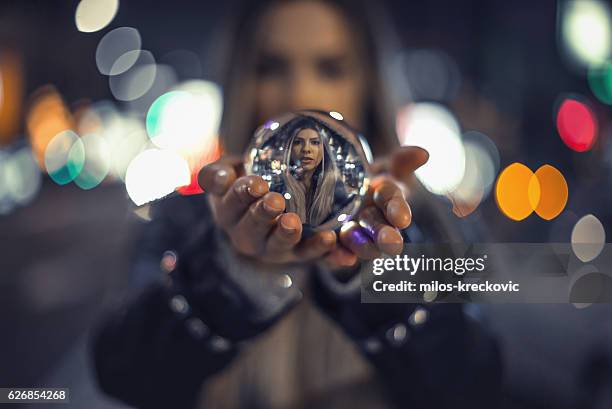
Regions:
[[349, 226, 371, 246]]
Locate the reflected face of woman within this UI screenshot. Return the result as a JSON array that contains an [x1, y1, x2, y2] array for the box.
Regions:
[[291, 128, 323, 171], [254, 1, 367, 130]]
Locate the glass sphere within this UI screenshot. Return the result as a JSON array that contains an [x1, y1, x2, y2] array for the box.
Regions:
[[244, 110, 372, 232]]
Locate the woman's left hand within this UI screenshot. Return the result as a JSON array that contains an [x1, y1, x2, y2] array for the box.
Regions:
[[321, 146, 429, 270]]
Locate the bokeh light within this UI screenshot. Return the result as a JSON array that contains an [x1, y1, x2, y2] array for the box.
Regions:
[[5, 147, 42, 206], [126, 64, 178, 116], [26, 86, 75, 167], [145, 80, 223, 196], [0, 50, 24, 146], [449, 133, 498, 217], [0, 150, 14, 214], [495, 163, 540, 221], [0, 146, 42, 214], [79, 101, 149, 180], [95, 27, 142, 76], [125, 149, 190, 206], [496, 163, 569, 221], [177, 137, 222, 196], [109, 50, 157, 101], [532, 165, 568, 220], [146, 81, 222, 152], [556, 97, 598, 152], [588, 60, 612, 104], [571, 214, 606, 262], [560, 0, 612, 67], [44, 130, 85, 185], [75, 0, 119, 33], [396, 103, 465, 195], [74, 133, 111, 189]]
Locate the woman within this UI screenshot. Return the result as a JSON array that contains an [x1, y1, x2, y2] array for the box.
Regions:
[[282, 116, 360, 229], [286, 123, 337, 227], [92, 1, 501, 408]]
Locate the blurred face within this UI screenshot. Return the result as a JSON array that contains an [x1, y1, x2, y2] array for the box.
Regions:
[[291, 128, 323, 171], [254, 1, 367, 129]]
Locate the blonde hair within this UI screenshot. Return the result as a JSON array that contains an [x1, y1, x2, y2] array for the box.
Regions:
[[283, 125, 338, 226]]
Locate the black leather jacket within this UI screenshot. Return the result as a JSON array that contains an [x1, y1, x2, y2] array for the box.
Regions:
[[91, 192, 502, 409]]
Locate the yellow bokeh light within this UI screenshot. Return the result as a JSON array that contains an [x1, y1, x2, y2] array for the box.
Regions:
[[496, 163, 569, 221], [495, 163, 538, 221], [26, 86, 75, 168], [533, 165, 568, 220]]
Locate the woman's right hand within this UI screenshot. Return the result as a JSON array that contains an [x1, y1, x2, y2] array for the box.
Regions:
[[198, 157, 337, 265]]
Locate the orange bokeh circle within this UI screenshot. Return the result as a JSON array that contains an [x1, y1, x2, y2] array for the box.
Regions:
[[495, 163, 568, 221], [532, 165, 568, 220]]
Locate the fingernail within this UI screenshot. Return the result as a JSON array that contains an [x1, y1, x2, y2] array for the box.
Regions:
[[263, 200, 282, 215], [377, 226, 403, 254], [387, 199, 410, 228], [215, 169, 229, 186], [378, 226, 402, 244], [248, 181, 267, 197], [280, 217, 297, 232], [321, 232, 336, 246]]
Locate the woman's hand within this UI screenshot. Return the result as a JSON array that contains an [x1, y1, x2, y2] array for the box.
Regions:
[[198, 157, 337, 264], [321, 146, 429, 270]]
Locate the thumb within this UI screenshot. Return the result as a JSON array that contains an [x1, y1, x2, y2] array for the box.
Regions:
[[370, 146, 429, 178], [388, 146, 429, 182]]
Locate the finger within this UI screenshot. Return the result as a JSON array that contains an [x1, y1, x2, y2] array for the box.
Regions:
[[390, 146, 429, 174], [389, 146, 429, 182], [266, 213, 303, 253], [231, 192, 286, 255], [198, 156, 244, 195], [216, 175, 269, 227], [358, 206, 404, 255], [372, 180, 412, 229], [295, 230, 337, 260], [322, 246, 359, 270], [198, 162, 237, 196], [339, 221, 380, 260], [369, 146, 428, 177]]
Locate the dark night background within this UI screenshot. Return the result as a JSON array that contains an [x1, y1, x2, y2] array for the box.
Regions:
[[1, 0, 612, 408]]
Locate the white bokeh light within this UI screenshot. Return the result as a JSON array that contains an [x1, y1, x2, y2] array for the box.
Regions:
[[74, 132, 111, 189], [75, 0, 119, 33], [96, 27, 142, 76], [80, 101, 149, 181], [5, 147, 42, 205], [571, 214, 606, 262], [397, 103, 465, 195], [146, 80, 222, 152], [109, 51, 157, 101], [125, 149, 190, 206], [451, 139, 497, 202], [561, 0, 612, 66]]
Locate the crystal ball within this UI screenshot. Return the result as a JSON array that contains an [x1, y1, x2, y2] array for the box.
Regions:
[[244, 110, 372, 232]]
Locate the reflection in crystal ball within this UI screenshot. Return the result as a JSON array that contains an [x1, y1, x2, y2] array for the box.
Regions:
[[245, 111, 371, 231]]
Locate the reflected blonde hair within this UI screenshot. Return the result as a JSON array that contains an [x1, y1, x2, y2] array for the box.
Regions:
[[284, 125, 337, 226]]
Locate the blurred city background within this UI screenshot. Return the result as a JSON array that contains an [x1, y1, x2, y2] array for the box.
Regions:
[[1, 0, 612, 407]]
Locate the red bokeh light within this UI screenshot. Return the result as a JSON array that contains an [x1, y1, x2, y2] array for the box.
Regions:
[[556, 98, 598, 152], [177, 138, 222, 196]]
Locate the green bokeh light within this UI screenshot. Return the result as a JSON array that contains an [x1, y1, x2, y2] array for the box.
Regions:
[[146, 90, 188, 142], [588, 61, 612, 105], [45, 130, 85, 185]]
